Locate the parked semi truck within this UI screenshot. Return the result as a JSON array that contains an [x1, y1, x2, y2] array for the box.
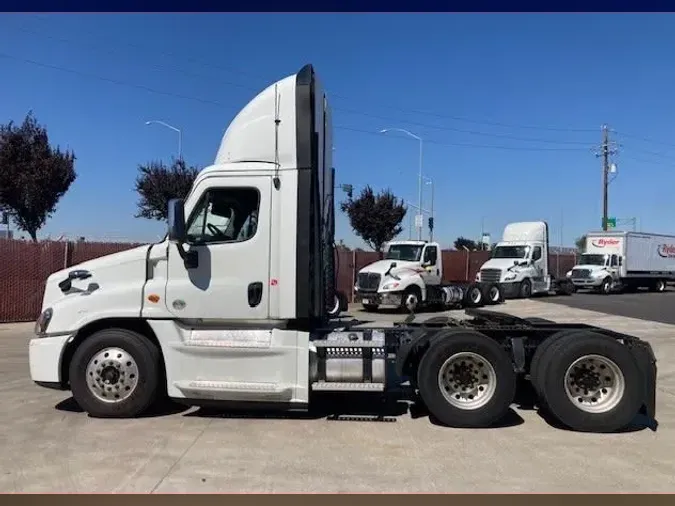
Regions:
[[28, 65, 657, 433], [354, 240, 503, 313], [568, 231, 675, 294], [476, 221, 575, 298]]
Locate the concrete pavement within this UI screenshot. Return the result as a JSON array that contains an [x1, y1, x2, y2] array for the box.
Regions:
[[1, 300, 674, 492]]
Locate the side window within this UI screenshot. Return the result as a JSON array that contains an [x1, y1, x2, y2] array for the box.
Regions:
[[611, 254, 618, 267], [424, 246, 438, 265], [186, 187, 260, 244], [618, 256, 623, 266], [532, 246, 542, 261]]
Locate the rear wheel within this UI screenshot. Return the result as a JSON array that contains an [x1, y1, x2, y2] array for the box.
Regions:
[[652, 279, 667, 293], [464, 283, 484, 307], [482, 283, 502, 305], [416, 330, 516, 428], [69, 328, 161, 418], [539, 331, 643, 432], [529, 329, 587, 402], [327, 293, 342, 317]]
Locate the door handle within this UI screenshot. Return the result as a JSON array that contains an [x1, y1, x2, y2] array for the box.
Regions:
[[248, 282, 263, 307]]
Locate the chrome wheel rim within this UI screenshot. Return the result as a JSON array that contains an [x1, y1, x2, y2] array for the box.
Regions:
[[470, 288, 482, 304], [329, 295, 341, 315], [86, 347, 139, 403], [489, 286, 500, 302], [404, 293, 418, 311], [438, 352, 497, 410], [564, 354, 625, 414]]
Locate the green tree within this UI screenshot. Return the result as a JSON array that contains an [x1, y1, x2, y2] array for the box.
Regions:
[[340, 185, 407, 252], [454, 237, 478, 251], [134, 158, 200, 221], [0, 112, 77, 241], [575, 235, 587, 253]]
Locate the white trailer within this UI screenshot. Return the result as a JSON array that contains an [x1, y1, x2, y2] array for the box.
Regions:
[[476, 221, 575, 299], [355, 240, 503, 313], [568, 231, 675, 294], [27, 64, 657, 433]]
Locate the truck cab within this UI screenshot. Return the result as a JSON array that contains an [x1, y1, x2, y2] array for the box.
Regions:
[[477, 221, 556, 298], [355, 240, 442, 311]]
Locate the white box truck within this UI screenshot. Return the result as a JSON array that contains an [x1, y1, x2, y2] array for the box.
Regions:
[[476, 221, 575, 299], [27, 64, 657, 433], [568, 231, 675, 294]]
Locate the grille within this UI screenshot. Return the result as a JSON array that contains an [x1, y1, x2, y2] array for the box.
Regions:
[[480, 268, 502, 283], [357, 272, 381, 291], [571, 269, 591, 279]]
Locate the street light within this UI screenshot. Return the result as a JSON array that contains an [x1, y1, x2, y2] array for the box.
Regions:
[[423, 176, 434, 241], [145, 120, 183, 160], [380, 128, 423, 240]]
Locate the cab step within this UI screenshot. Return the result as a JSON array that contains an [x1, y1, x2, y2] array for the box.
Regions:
[[311, 381, 385, 392]]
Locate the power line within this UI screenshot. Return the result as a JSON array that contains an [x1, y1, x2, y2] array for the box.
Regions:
[[0, 50, 594, 153], [12, 17, 601, 136]]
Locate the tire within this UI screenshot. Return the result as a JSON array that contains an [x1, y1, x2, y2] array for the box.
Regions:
[[600, 277, 612, 295], [518, 279, 532, 298], [327, 293, 342, 317], [529, 329, 588, 401], [69, 328, 161, 418], [337, 291, 349, 312], [539, 331, 643, 433], [653, 279, 667, 293], [482, 283, 502, 305], [463, 283, 484, 308], [416, 330, 517, 428], [401, 286, 421, 313]]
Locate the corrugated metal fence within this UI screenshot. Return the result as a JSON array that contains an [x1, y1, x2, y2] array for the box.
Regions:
[[0, 240, 577, 323]]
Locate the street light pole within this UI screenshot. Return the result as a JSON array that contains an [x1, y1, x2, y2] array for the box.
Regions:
[[380, 128, 423, 240], [145, 120, 183, 160]]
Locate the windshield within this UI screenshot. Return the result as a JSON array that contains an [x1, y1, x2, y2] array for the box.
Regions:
[[579, 254, 607, 266], [385, 244, 423, 262], [492, 245, 530, 259]]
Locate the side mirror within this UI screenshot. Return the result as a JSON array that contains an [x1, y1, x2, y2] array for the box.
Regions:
[[390, 262, 397, 269], [167, 199, 187, 243]]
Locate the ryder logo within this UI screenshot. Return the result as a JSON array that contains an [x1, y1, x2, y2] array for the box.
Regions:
[[591, 238, 620, 248], [657, 244, 675, 258]]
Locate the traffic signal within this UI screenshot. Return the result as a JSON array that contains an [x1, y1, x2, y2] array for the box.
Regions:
[[342, 184, 353, 199], [428, 217, 434, 231]]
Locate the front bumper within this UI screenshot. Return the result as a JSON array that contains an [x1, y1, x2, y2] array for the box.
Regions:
[[355, 291, 402, 307], [571, 278, 602, 288], [29, 334, 71, 387]]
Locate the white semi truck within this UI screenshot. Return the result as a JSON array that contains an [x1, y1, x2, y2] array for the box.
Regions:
[[477, 221, 575, 298], [568, 231, 675, 294], [354, 240, 503, 313], [28, 65, 657, 433]]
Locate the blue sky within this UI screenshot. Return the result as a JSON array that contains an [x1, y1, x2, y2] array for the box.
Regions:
[[1, 13, 675, 248]]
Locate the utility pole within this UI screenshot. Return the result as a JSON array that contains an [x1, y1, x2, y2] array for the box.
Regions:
[[597, 124, 618, 231]]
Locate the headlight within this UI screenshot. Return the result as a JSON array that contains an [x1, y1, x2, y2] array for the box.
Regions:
[[475, 272, 481, 281], [504, 273, 517, 281], [566, 270, 572, 277], [34, 307, 53, 336], [382, 282, 400, 290]]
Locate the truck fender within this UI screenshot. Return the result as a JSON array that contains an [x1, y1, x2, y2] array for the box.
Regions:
[[394, 327, 466, 379]]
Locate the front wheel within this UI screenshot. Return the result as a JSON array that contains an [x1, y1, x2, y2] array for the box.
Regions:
[[600, 277, 612, 295], [69, 328, 161, 418], [653, 279, 667, 293], [401, 286, 421, 313], [518, 279, 532, 298], [416, 330, 517, 428]]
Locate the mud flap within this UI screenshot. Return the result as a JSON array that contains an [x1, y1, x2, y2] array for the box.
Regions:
[[629, 340, 658, 431]]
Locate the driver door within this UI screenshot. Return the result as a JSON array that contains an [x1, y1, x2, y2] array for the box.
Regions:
[[164, 175, 271, 321], [421, 245, 441, 285]]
